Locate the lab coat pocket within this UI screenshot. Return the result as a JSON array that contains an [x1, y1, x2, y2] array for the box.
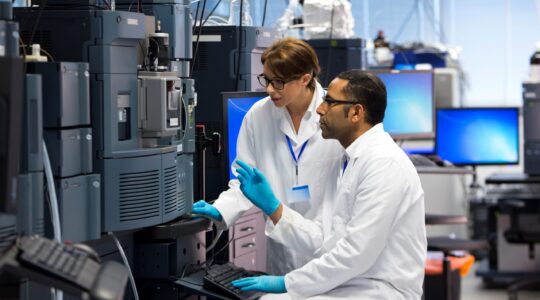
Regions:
[[334, 182, 354, 221]]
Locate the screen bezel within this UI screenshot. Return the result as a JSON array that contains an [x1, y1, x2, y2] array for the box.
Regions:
[[435, 107, 520, 166], [367, 69, 435, 140], [221, 91, 268, 180]]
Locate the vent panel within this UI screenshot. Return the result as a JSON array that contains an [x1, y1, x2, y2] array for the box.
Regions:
[[119, 170, 161, 222]]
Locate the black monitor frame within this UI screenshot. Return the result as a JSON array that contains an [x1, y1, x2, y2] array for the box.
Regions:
[[0, 56, 24, 214], [435, 107, 520, 166], [221, 91, 268, 183], [367, 69, 435, 140]]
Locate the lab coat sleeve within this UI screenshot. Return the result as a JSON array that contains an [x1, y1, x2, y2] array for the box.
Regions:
[[285, 158, 406, 299], [212, 114, 257, 228], [265, 204, 324, 256]]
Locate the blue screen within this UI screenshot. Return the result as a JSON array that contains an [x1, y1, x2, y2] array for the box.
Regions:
[[375, 71, 434, 138], [436, 108, 519, 165], [227, 95, 266, 179]]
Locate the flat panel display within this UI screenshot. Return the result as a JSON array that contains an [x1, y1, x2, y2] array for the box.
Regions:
[[436, 108, 519, 165]]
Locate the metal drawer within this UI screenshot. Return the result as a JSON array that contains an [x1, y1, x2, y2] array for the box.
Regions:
[[233, 251, 257, 271], [234, 233, 257, 258], [233, 218, 257, 239]]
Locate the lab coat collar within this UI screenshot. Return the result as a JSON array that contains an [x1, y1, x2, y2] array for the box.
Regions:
[[344, 123, 385, 161], [274, 82, 324, 146]]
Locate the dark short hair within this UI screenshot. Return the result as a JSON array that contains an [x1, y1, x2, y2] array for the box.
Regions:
[[261, 37, 320, 91], [336, 70, 387, 125]]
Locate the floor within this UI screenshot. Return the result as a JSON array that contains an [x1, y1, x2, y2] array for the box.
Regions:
[[461, 264, 540, 300]]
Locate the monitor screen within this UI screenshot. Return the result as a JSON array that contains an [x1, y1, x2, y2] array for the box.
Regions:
[[369, 70, 434, 139], [436, 108, 519, 165], [222, 92, 267, 179]]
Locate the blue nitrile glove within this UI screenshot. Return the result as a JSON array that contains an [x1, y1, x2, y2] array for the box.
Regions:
[[235, 160, 281, 216], [231, 275, 286, 293], [192, 200, 223, 222]]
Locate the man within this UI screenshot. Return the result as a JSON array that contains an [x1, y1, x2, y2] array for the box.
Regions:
[[231, 70, 427, 299]]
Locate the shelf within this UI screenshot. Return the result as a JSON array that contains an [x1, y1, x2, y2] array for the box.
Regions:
[[416, 166, 474, 175]]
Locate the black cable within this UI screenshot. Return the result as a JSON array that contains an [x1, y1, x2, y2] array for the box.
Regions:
[[201, 0, 222, 26], [128, 0, 136, 11], [27, 0, 47, 47], [192, 0, 200, 34], [191, 0, 206, 77], [102, 0, 111, 10], [207, 227, 235, 266], [261, 0, 268, 27], [422, 0, 447, 43], [235, 0, 243, 91], [393, 0, 419, 42]]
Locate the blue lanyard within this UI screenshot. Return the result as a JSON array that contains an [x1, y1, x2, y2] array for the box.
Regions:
[[286, 136, 308, 163], [286, 136, 309, 183]]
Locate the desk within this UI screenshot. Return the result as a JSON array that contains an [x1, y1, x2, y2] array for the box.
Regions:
[[416, 166, 474, 175]]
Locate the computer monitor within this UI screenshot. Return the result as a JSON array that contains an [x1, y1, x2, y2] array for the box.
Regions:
[[436, 107, 519, 166], [222, 91, 267, 179], [368, 69, 435, 139]]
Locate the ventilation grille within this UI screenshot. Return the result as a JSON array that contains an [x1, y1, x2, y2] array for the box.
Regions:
[[0, 224, 17, 253], [163, 166, 178, 214], [34, 218, 45, 235], [177, 190, 186, 212], [119, 170, 161, 222], [194, 42, 208, 71]]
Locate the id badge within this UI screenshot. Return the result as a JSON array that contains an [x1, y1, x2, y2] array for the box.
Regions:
[[286, 185, 311, 204]]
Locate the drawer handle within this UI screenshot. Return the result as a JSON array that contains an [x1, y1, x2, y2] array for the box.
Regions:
[[241, 243, 256, 248], [240, 226, 254, 232]]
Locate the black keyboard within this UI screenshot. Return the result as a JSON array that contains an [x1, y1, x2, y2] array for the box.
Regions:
[[18, 235, 100, 290], [203, 263, 265, 300], [8, 235, 129, 300]]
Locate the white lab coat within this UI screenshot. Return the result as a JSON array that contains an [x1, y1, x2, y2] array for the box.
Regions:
[[264, 124, 427, 299], [213, 82, 344, 275]]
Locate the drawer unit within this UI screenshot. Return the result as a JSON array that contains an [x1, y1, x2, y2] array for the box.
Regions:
[[233, 251, 257, 271], [228, 211, 267, 272], [234, 218, 257, 239], [234, 233, 257, 258]]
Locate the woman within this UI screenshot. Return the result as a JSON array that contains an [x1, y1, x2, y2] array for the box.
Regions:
[[193, 37, 343, 275]]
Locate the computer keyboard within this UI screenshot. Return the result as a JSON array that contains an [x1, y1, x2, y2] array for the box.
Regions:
[[1, 235, 129, 300], [18, 235, 101, 290], [204, 263, 266, 300], [409, 154, 439, 167]]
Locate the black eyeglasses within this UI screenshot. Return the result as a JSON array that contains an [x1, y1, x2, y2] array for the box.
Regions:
[[257, 74, 299, 90], [323, 95, 360, 106]]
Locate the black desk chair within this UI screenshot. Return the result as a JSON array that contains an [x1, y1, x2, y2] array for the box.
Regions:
[[425, 214, 489, 300], [499, 200, 540, 300]]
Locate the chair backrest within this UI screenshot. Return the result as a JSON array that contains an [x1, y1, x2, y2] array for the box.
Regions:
[[500, 199, 540, 259]]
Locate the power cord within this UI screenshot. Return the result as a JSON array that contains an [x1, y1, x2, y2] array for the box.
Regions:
[[191, 0, 207, 76], [108, 232, 139, 300], [201, 0, 223, 26], [234, 0, 243, 91], [261, 0, 268, 26]]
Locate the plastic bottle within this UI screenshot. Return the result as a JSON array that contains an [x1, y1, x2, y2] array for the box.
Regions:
[[529, 42, 540, 82], [228, 0, 252, 26]]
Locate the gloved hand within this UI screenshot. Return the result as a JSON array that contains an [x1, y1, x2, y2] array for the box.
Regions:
[[235, 160, 281, 216], [192, 200, 223, 222], [231, 275, 286, 293]]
